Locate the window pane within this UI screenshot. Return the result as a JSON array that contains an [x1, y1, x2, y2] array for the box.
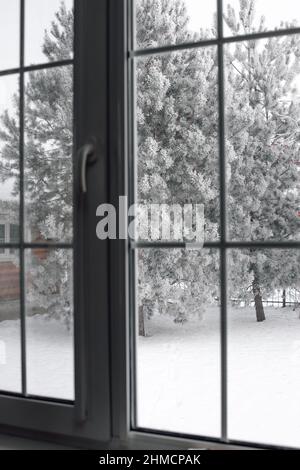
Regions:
[[0, 249, 21, 393], [136, 48, 219, 242], [226, 36, 300, 241], [228, 248, 300, 447], [25, 249, 74, 400], [0, 75, 20, 222], [135, 0, 217, 49], [224, 0, 300, 37], [24, 65, 73, 243], [135, 248, 220, 437], [0, 0, 19, 71], [25, 0, 74, 66]]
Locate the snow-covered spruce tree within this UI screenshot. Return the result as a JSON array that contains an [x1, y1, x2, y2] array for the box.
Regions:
[[0, 2, 73, 326], [137, 0, 300, 328], [136, 0, 220, 334], [225, 0, 300, 321]]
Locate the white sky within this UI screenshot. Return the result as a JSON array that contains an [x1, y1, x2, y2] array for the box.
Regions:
[[0, 0, 73, 72], [0, 0, 299, 71], [185, 0, 300, 34]]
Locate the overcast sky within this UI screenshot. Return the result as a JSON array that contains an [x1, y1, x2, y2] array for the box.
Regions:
[[186, 0, 300, 33], [0, 0, 299, 71], [0, 0, 73, 121]]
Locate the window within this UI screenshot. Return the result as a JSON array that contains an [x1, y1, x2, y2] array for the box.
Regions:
[[0, 0, 75, 400], [128, 0, 300, 449], [0, 0, 110, 442], [1, 0, 299, 451]]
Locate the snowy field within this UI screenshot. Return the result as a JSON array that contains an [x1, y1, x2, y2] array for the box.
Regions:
[[137, 306, 300, 448], [1, 307, 300, 447], [0, 315, 74, 400]]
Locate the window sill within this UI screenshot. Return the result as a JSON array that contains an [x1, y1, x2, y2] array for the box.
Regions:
[[0, 433, 74, 450]]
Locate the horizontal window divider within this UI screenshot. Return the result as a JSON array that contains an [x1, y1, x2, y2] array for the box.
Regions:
[[130, 26, 300, 58], [130, 240, 300, 250], [0, 243, 73, 249], [0, 67, 21, 77], [22, 243, 74, 249], [129, 38, 219, 58], [130, 240, 220, 249], [225, 240, 300, 249], [0, 59, 74, 77]]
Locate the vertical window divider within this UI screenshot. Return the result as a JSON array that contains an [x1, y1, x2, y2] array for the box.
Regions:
[[19, 0, 27, 397], [217, 0, 228, 442], [128, 0, 138, 431]]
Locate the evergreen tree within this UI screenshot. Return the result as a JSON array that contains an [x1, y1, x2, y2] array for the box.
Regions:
[[0, 2, 73, 326], [136, 0, 220, 333], [1, 0, 299, 331], [225, 0, 300, 320]]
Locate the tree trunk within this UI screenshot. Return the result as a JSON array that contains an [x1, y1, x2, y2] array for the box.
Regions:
[[139, 305, 146, 336], [252, 276, 265, 322], [282, 289, 286, 308]]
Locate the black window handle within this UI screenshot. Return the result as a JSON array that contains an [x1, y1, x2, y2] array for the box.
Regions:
[[79, 142, 96, 194]]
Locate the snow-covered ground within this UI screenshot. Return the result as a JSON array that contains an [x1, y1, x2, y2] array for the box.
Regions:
[[0, 315, 74, 400], [137, 306, 300, 448], [1, 306, 300, 447]]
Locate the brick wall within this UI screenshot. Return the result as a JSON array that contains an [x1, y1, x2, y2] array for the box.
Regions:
[[0, 262, 20, 301]]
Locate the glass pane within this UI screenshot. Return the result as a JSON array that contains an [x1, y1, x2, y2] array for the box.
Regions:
[[224, 0, 300, 37], [136, 248, 220, 437], [136, 0, 217, 49], [25, 249, 74, 400], [0, 75, 20, 220], [0, 0, 19, 71], [136, 48, 219, 242], [0, 249, 21, 393], [24, 65, 73, 243], [226, 36, 300, 241], [228, 248, 300, 447], [25, 0, 74, 66]]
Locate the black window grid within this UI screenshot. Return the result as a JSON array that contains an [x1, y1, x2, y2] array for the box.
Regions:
[[0, 0, 74, 400], [128, 0, 300, 447]]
